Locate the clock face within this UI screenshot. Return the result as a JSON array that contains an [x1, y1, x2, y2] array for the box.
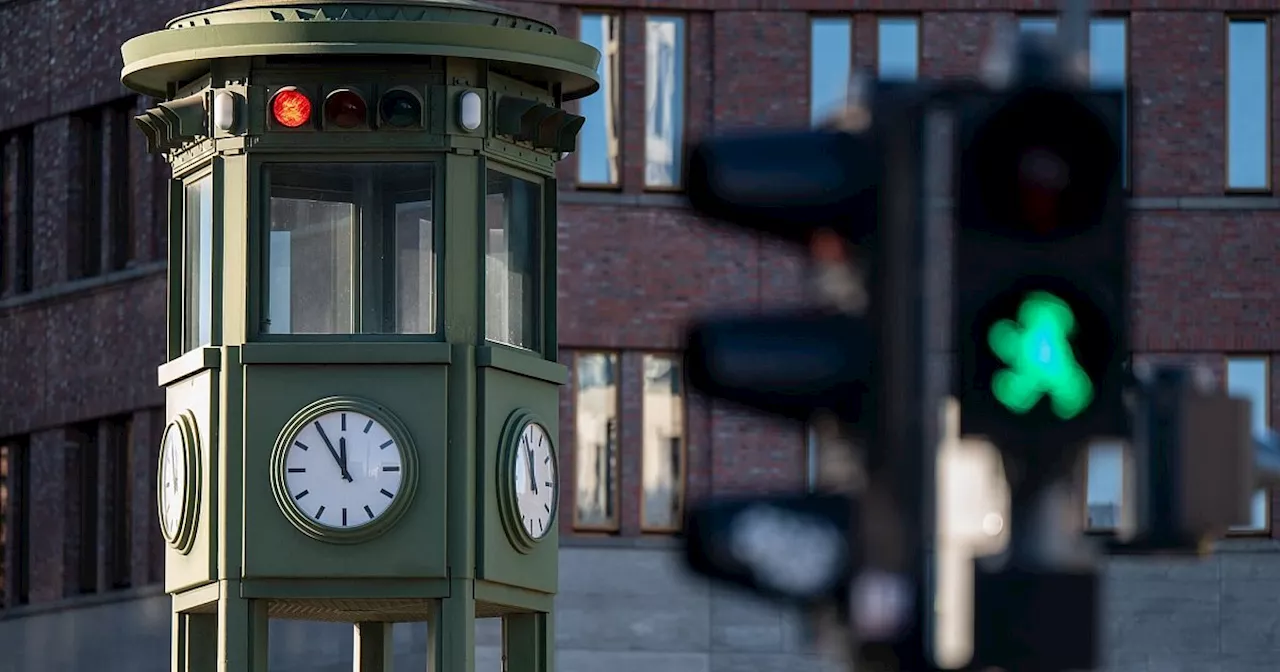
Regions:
[[513, 422, 558, 540], [158, 424, 187, 542], [281, 410, 405, 530]]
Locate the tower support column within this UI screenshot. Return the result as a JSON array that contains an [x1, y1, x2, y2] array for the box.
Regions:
[[429, 578, 476, 672], [217, 582, 269, 672], [354, 622, 395, 672], [504, 611, 552, 672]]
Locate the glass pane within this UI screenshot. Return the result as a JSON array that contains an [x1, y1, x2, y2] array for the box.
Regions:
[[642, 354, 684, 530], [1228, 357, 1270, 530], [1089, 19, 1128, 188], [485, 170, 541, 350], [264, 163, 436, 335], [810, 18, 852, 126], [878, 18, 920, 82], [575, 352, 619, 529], [183, 176, 214, 351], [644, 16, 686, 188], [578, 14, 622, 186], [1019, 17, 1057, 35], [1228, 21, 1269, 189], [1085, 441, 1124, 530]]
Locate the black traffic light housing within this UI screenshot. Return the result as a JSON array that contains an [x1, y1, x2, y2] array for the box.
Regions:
[[954, 83, 1130, 459]]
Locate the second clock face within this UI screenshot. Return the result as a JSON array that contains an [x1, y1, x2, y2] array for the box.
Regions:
[[281, 410, 405, 530], [513, 421, 558, 540], [158, 423, 187, 542]]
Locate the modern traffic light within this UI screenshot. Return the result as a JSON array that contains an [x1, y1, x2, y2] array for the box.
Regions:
[[954, 82, 1129, 451]]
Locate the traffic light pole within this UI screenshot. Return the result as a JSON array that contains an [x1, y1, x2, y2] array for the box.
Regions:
[[855, 89, 936, 672]]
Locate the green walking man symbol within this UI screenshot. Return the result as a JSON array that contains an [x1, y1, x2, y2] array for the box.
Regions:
[[986, 291, 1095, 420]]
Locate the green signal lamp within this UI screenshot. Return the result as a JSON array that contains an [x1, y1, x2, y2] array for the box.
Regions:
[[987, 291, 1095, 420]]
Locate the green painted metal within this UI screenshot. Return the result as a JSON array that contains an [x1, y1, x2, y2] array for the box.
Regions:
[[120, 0, 600, 100], [126, 0, 593, 667]]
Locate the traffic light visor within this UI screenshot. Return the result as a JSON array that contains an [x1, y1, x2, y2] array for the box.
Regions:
[[962, 88, 1120, 240]]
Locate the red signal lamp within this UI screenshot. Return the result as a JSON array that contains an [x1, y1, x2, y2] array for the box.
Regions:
[[324, 89, 369, 129], [271, 87, 313, 129]]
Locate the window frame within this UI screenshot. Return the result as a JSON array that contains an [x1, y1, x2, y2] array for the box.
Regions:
[[638, 350, 688, 534], [642, 13, 691, 193], [1225, 355, 1272, 536], [1225, 16, 1272, 194], [876, 15, 923, 83], [808, 15, 853, 128], [575, 10, 624, 191], [570, 350, 623, 533], [481, 159, 549, 356], [169, 162, 218, 359], [248, 155, 446, 343]]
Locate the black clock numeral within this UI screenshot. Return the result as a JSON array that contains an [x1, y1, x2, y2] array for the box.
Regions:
[[341, 413, 347, 431], [383, 466, 400, 472], [544, 503, 551, 513], [288, 467, 306, 473], [364, 505, 375, 520], [294, 490, 310, 500], [380, 488, 394, 499], [342, 508, 348, 526], [363, 419, 374, 434], [379, 440, 394, 450], [544, 481, 553, 488], [538, 433, 544, 447], [315, 506, 326, 520], [538, 518, 544, 533], [544, 455, 550, 464], [294, 441, 310, 451]]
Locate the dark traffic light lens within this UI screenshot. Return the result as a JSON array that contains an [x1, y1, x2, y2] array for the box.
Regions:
[[324, 89, 368, 129], [962, 88, 1121, 240], [970, 278, 1118, 423], [379, 89, 422, 128]]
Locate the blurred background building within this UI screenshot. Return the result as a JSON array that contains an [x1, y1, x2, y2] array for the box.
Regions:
[[0, 1, 1277, 671]]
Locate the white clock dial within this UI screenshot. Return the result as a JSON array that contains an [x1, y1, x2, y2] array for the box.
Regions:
[[159, 424, 187, 541], [513, 422, 558, 540], [281, 410, 405, 530]]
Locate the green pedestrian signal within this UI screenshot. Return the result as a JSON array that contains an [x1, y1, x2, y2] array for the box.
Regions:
[[986, 291, 1095, 419]]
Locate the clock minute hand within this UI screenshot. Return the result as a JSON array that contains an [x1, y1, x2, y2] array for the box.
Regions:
[[315, 422, 353, 482], [525, 446, 538, 495]]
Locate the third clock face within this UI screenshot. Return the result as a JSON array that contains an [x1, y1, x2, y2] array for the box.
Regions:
[[281, 410, 405, 530], [158, 423, 187, 543], [513, 422, 558, 540]]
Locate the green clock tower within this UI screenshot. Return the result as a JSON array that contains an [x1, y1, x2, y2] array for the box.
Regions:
[[119, 2, 599, 670]]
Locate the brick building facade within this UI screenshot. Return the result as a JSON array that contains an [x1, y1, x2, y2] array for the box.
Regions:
[[0, 1, 1278, 671]]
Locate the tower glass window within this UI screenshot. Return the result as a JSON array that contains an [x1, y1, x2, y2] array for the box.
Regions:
[[263, 162, 437, 335], [183, 175, 214, 351], [485, 168, 542, 351]]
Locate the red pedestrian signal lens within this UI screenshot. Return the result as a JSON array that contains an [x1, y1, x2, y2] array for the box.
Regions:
[[271, 88, 312, 129], [324, 89, 368, 129]]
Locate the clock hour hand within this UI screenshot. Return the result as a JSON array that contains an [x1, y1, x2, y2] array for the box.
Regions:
[[339, 437, 352, 481], [315, 421, 353, 482], [525, 445, 538, 495]]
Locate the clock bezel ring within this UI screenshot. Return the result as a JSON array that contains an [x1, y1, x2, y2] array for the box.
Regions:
[[270, 395, 420, 545], [157, 411, 202, 555], [496, 409, 560, 554]]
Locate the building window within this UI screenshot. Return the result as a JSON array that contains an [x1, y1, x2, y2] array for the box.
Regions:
[[577, 14, 622, 187], [75, 109, 105, 280], [264, 162, 437, 336], [0, 437, 30, 607], [69, 423, 100, 596], [1018, 17, 1058, 34], [574, 352, 620, 531], [105, 416, 132, 589], [644, 16, 686, 189], [641, 354, 685, 531], [1228, 357, 1270, 532], [484, 168, 541, 351], [1089, 18, 1129, 189], [810, 17, 852, 126], [1227, 19, 1270, 191], [1, 128, 35, 295], [878, 17, 920, 82], [72, 100, 136, 280], [183, 175, 214, 351], [1084, 441, 1125, 531]]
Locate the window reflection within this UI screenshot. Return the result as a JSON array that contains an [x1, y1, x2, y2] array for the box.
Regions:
[[575, 353, 619, 530], [485, 169, 541, 351], [265, 163, 436, 335], [1228, 357, 1271, 531], [183, 176, 214, 351], [1018, 17, 1057, 35], [1084, 441, 1125, 530], [578, 14, 622, 186], [878, 18, 919, 82], [644, 16, 686, 188], [1228, 20, 1269, 190], [642, 354, 685, 531], [1089, 19, 1129, 188], [810, 18, 852, 127]]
